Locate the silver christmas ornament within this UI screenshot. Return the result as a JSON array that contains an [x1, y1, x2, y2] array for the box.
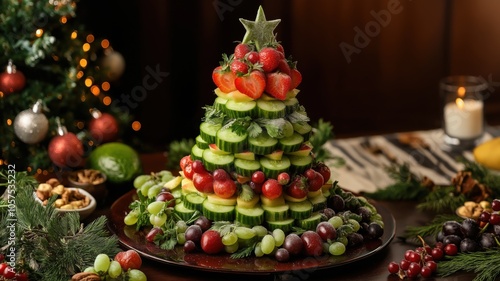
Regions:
[[13, 99, 49, 144]]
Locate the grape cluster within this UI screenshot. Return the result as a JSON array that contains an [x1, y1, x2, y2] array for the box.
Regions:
[[387, 238, 441, 278], [0, 254, 28, 281], [82, 250, 147, 281], [437, 198, 500, 254]]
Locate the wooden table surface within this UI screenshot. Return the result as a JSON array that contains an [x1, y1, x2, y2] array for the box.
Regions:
[[80, 152, 481, 281]]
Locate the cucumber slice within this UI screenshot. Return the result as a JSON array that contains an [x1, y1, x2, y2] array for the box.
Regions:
[[184, 192, 206, 212], [203, 200, 235, 221], [216, 127, 247, 153], [206, 194, 237, 206], [288, 154, 313, 175], [296, 212, 322, 230], [278, 133, 304, 153], [288, 200, 313, 220], [260, 156, 290, 179], [310, 193, 327, 211], [174, 201, 197, 221], [284, 97, 299, 114], [195, 135, 209, 149], [248, 132, 278, 155], [262, 204, 290, 222], [292, 122, 312, 141], [266, 218, 295, 233], [225, 100, 257, 118], [202, 149, 234, 172], [256, 100, 286, 119], [235, 205, 265, 227], [200, 122, 222, 144], [234, 158, 261, 177], [214, 96, 229, 111], [190, 144, 204, 161]]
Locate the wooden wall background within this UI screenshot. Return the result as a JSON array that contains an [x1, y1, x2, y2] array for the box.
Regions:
[[81, 0, 500, 148]]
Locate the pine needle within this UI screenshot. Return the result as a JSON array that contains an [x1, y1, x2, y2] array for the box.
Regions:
[[438, 249, 500, 281], [401, 214, 460, 244]]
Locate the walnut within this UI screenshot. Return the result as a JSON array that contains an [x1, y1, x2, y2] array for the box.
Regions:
[[46, 178, 61, 187]]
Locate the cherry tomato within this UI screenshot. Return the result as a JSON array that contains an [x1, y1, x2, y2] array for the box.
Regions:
[[180, 155, 193, 171], [262, 179, 282, 200], [193, 172, 214, 193], [114, 250, 142, 271], [213, 179, 237, 198], [286, 176, 308, 199], [313, 162, 331, 183], [307, 171, 324, 192], [200, 230, 224, 254], [183, 162, 195, 180]]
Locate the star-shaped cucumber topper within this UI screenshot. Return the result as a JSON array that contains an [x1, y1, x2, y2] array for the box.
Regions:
[[239, 6, 281, 51]]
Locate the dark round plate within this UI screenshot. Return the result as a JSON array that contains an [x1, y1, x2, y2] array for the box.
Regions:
[[108, 189, 396, 275]]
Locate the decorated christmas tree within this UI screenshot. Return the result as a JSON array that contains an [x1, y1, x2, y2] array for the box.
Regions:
[[0, 0, 129, 173]]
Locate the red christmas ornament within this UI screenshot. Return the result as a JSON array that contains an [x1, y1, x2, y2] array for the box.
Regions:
[[0, 60, 26, 94], [48, 118, 84, 168], [88, 108, 119, 143]]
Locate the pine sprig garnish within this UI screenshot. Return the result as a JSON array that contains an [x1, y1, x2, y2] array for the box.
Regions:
[[417, 186, 466, 213], [437, 249, 500, 281], [0, 173, 120, 281], [230, 242, 256, 259], [401, 214, 460, 244], [309, 118, 334, 162]]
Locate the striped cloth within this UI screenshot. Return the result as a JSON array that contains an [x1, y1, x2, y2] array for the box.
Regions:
[[324, 127, 500, 194]]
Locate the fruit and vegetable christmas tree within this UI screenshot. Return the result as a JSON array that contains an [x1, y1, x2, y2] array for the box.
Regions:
[[124, 6, 385, 261], [0, 0, 129, 172]]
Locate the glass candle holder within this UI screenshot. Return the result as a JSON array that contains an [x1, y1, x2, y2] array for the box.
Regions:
[[440, 75, 487, 149]]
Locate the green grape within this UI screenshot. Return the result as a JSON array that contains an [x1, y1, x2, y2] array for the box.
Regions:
[[348, 219, 360, 232], [328, 216, 343, 229], [260, 234, 276, 255], [108, 260, 122, 278], [147, 184, 164, 199], [254, 242, 264, 257], [147, 201, 165, 215], [133, 175, 151, 189], [124, 211, 139, 226], [94, 253, 111, 273], [329, 241, 346, 255], [83, 266, 96, 273], [175, 220, 188, 233], [158, 170, 174, 183], [224, 243, 239, 254], [177, 232, 186, 244], [149, 213, 167, 227], [272, 229, 285, 247], [336, 236, 348, 246], [127, 269, 147, 281], [252, 225, 268, 237], [234, 226, 256, 240], [140, 180, 156, 196], [222, 232, 238, 246]]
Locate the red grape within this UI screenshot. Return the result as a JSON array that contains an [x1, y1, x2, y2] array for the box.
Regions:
[[191, 160, 206, 174], [194, 216, 212, 231], [420, 266, 433, 278], [185, 225, 203, 243], [212, 169, 229, 181], [400, 259, 411, 270], [492, 199, 500, 211], [200, 230, 224, 254], [156, 192, 175, 207], [300, 231, 323, 256], [251, 171, 266, 184], [184, 240, 197, 253], [274, 248, 290, 262], [489, 213, 500, 225], [431, 247, 444, 260], [114, 250, 142, 271], [387, 261, 400, 274], [277, 172, 290, 185], [283, 233, 304, 256], [262, 179, 282, 200], [146, 227, 164, 243], [316, 221, 336, 241], [426, 260, 437, 272], [3, 266, 16, 279], [444, 243, 458, 256]]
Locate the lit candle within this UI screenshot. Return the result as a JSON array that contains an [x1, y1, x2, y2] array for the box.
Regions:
[[444, 87, 483, 139]]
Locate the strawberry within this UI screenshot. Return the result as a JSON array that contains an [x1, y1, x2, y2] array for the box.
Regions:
[[246, 51, 259, 64], [276, 43, 285, 58], [230, 59, 249, 75], [212, 66, 236, 92], [265, 72, 291, 100], [259, 47, 281, 72], [277, 59, 291, 75], [235, 70, 266, 99], [234, 43, 252, 59], [290, 68, 302, 89]]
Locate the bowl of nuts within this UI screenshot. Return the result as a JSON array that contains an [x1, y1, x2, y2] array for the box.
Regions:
[[34, 178, 96, 220], [67, 169, 108, 205]]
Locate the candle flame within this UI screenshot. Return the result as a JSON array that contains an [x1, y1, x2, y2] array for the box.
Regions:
[[458, 86, 466, 98], [455, 97, 465, 109]]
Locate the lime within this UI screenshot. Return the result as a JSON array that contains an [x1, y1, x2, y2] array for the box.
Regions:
[[88, 142, 142, 184]]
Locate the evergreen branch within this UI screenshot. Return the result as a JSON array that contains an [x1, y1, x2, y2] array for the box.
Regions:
[[230, 243, 256, 259], [309, 118, 334, 162], [363, 182, 429, 201], [417, 186, 466, 213], [401, 214, 460, 244], [438, 249, 500, 281]]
